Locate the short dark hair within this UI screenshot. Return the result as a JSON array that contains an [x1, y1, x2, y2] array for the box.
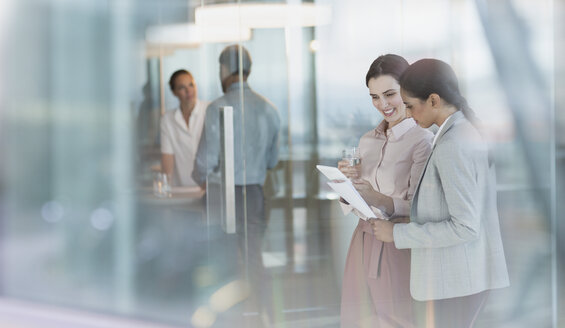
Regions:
[[169, 69, 192, 91], [365, 54, 409, 87], [219, 44, 252, 77]]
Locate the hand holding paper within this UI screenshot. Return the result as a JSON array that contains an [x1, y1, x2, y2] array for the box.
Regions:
[[337, 159, 360, 179], [317, 165, 383, 220]]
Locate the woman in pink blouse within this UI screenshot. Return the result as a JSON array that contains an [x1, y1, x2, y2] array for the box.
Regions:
[[338, 54, 433, 327]]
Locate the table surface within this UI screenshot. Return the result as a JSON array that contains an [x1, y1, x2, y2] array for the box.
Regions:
[[137, 186, 206, 206]]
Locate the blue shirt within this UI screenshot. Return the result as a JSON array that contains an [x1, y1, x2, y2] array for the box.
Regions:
[[193, 82, 280, 186]]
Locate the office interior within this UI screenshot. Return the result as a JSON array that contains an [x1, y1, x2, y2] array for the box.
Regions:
[[0, 0, 564, 327]]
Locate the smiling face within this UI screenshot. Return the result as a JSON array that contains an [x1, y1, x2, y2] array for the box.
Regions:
[[400, 89, 435, 128], [368, 75, 407, 128]]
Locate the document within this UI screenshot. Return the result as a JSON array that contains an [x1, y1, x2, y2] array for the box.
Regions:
[[316, 165, 381, 220], [316, 164, 348, 181]]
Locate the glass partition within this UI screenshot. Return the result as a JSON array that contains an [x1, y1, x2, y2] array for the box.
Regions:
[[0, 0, 563, 327]]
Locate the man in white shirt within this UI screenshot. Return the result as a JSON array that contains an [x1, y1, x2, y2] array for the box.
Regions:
[[160, 69, 210, 187]]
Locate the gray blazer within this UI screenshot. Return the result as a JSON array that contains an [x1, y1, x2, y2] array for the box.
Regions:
[[393, 111, 509, 301]]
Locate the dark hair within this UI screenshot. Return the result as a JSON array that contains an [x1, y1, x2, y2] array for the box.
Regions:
[[399, 58, 480, 129], [365, 54, 409, 87], [219, 44, 252, 77], [169, 69, 192, 91]]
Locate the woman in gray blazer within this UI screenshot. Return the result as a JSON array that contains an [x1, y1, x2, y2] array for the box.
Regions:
[[370, 59, 510, 328]]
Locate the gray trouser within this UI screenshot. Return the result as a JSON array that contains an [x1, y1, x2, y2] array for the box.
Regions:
[[234, 185, 272, 316]]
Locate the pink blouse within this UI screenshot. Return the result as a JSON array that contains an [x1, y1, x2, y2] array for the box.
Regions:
[[343, 118, 433, 217]]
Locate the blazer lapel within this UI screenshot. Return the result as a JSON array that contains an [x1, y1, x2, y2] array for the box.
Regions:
[[411, 111, 465, 209], [431, 111, 463, 151]]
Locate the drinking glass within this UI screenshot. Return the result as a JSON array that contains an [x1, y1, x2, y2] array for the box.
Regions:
[[342, 147, 361, 167], [342, 147, 361, 179], [153, 172, 172, 198]]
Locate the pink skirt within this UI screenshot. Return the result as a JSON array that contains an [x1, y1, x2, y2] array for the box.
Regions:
[[341, 219, 415, 328]]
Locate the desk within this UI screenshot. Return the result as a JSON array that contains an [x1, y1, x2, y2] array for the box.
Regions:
[[137, 186, 205, 208]]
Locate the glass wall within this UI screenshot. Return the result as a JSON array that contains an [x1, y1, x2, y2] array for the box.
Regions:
[[0, 0, 563, 327]]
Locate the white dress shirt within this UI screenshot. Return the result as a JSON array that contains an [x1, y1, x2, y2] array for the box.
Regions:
[[160, 99, 210, 186]]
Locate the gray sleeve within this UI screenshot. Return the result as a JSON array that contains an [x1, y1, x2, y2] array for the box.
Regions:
[[394, 141, 484, 249], [192, 105, 220, 185], [267, 109, 281, 170]]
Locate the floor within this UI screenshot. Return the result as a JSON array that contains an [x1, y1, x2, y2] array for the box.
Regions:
[[0, 187, 562, 327]]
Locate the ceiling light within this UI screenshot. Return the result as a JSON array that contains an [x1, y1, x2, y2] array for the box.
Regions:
[[145, 23, 252, 46], [195, 3, 332, 29]]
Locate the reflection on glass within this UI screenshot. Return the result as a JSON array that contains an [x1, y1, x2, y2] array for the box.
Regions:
[[0, 0, 561, 327]]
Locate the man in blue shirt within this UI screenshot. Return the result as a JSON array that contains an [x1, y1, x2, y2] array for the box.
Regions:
[[193, 44, 280, 188], [193, 44, 280, 322]]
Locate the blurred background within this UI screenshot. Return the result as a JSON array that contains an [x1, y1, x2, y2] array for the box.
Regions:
[[0, 0, 564, 327]]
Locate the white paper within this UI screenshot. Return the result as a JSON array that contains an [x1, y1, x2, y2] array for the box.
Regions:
[[317, 165, 381, 220], [327, 180, 378, 219], [316, 165, 348, 181]]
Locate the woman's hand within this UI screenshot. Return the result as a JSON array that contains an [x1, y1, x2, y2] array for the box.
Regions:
[[351, 179, 394, 215], [337, 160, 360, 179], [369, 219, 395, 242], [390, 216, 410, 224], [351, 179, 378, 199]]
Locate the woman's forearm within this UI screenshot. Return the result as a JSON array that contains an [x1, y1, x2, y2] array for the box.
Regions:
[[366, 192, 394, 216], [161, 153, 175, 176]]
